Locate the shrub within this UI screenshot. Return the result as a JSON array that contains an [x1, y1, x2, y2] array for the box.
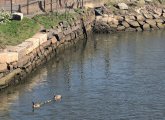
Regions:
[[0, 10, 11, 24]]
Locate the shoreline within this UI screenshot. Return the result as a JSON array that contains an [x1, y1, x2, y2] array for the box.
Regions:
[[0, 10, 95, 90]]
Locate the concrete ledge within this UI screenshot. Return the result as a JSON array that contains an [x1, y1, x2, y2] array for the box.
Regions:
[[25, 38, 40, 54], [32, 33, 47, 45], [6, 46, 26, 59], [0, 52, 18, 63], [0, 68, 21, 86], [17, 41, 33, 55], [0, 63, 7, 72]]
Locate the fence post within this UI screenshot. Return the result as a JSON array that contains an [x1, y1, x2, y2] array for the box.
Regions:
[[50, 0, 52, 12], [56, 0, 58, 16], [27, 0, 29, 15], [18, 4, 21, 12], [44, 0, 45, 10], [11, 0, 13, 13], [82, 0, 83, 7]]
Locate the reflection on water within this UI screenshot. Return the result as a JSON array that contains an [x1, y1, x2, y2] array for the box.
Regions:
[[1, 30, 165, 120]]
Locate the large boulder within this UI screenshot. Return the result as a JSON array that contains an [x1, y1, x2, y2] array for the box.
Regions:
[[153, 8, 162, 17], [130, 0, 138, 2], [101, 17, 109, 23], [0, 68, 21, 86], [103, 14, 108, 17], [152, 14, 160, 19], [136, 15, 145, 21], [157, 23, 165, 29], [0, 63, 7, 72], [32, 33, 47, 45], [143, 13, 153, 19], [163, 9, 165, 13], [145, 19, 156, 27], [119, 10, 128, 15], [125, 15, 136, 21], [117, 25, 125, 31], [138, 0, 145, 4], [138, 21, 145, 26], [125, 18, 132, 23], [145, 0, 153, 2], [107, 17, 119, 26], [122, 21, 130, 28], [117, 3, 128, 10], [128, 21, 140, 27], [143, 23, 150, 30], [155, 19, 164, 23], [109, 24, 118, 28], [0, 51, 19, 64], [6, 45, 26, 59], [96, 16, 102, 21], [136, 27, 143, 32], [163, 13, 165, 18], [125, 27, 136, 32], [93, 21, 110, 33], [115, 16, 124, 21]]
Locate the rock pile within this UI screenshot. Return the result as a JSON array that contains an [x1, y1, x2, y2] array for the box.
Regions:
[[94, 3, 165, 33]]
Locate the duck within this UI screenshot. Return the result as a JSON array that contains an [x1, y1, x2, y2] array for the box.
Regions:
[[32, 102, 41, 108], [54, 95, 62, 101]]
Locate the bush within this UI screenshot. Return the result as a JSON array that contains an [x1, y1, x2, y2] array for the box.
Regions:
[[33, 12, 77, 29], [0, 10, 11, 24]]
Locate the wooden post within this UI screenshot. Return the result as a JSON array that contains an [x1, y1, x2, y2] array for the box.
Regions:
[[43, 0, 45, 10], [18, 4, 21, 12], [11, 0, 13, 13], [77, 0, 79, 8], [56, 0, 58, 16], [82, 0, 83, 7], [27, 0, 29, 15], [50, 0, 52, 12]]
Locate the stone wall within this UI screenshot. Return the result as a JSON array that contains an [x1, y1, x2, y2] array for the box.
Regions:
[[0, 11, 95, 90], [93, 5, 165, 33]]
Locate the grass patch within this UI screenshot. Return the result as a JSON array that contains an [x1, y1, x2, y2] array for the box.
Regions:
[[33, 12, 78, 29], [0, 17, 40, 45], [0, 11, 81, 46]]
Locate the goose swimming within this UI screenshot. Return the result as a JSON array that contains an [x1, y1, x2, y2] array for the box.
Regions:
[[54, 95, 62, 101], [32, 102, 41, 108]]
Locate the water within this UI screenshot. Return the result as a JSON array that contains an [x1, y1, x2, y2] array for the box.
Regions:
[[1, 30, 165, 120]]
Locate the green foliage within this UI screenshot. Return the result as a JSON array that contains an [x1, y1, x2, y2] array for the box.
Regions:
[[0, 10, 11, 24], [74, 8, 88, 15], [74, 8, 84, 14], [0, 11, 80, 45], [0, 17, 40, 45], [33, 12, 78, 29]]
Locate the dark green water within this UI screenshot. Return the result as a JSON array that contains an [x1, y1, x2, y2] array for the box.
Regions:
[[1, 30, 165, 120]]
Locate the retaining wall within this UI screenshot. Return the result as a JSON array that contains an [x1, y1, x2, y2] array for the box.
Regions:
[[0, 10, 95, 90]]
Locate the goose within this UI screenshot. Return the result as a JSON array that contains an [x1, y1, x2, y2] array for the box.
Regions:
[[54, 95, 62, 101], [32, 102, 41, 108]]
